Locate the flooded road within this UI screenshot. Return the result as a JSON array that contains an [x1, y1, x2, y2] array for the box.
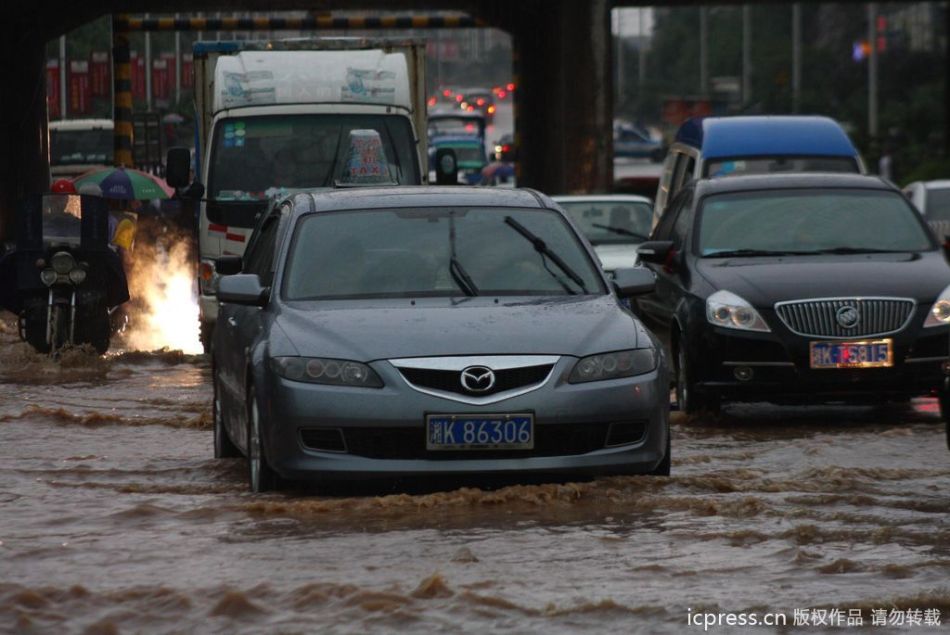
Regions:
[[1, 313, 948, 634]]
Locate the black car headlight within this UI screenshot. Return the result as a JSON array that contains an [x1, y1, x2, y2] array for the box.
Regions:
[[270, 356, 384, 388], [924, 283, 950, 327], [569, 349, 657, 383]]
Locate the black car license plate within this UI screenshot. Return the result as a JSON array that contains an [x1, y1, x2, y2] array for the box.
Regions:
[[426, 414, 534, 450], [809, 339, 893, 369]]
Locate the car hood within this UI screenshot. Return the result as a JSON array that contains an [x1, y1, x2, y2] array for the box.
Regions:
[[274, 295, 645, 361], [593, 244, 641, 272], [696, 252, 950, 307]]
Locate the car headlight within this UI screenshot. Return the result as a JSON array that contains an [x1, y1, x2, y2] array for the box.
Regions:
[[270, 356, 384, 388], [569, 349, 657, 383], [706, 290, 771, 332], [924, 283, 950, 327]]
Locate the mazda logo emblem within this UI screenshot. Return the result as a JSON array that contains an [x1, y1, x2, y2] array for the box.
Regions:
[[460, 366, 496, 393], [836, 306, 860, 329]]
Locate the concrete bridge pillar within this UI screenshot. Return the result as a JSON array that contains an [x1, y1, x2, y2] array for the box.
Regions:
[[0, 25, 49, 242], [510, 0, 613, 195]]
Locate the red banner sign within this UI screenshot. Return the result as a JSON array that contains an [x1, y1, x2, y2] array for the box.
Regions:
[[69, 60, 91, 115], [130, 52, 146, 103], [152, 58, 170, 103], [47, 59, 60, 119], [181, 53, 193, 88], [90, 51, 110, 97]]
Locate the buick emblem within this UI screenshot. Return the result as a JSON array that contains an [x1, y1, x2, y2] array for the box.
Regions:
[[460, 366, 496, 393], [836, 306, 860, 329]]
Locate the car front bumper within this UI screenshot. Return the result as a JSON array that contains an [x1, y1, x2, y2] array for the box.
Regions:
[[259, 358, 669, 481], [689, 316, 950, 403]]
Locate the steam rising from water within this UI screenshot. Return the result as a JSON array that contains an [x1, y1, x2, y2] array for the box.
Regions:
[[122, 236, 203, 355]]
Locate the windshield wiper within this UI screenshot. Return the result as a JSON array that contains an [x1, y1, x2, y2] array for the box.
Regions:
[[504, 216, 588, 294], [449, 212, 478, 297], [450, 257, 478, 297], [703, 248, 813, 258], [591, 223, 649, 241], [809, 247, 909, 255]]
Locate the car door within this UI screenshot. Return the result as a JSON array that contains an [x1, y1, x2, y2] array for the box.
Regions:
[[220, 206, 285, 447], [637, 188, 694, 350]]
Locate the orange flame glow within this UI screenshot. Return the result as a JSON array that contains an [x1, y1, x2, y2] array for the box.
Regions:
[[122, 236, 203, 354]]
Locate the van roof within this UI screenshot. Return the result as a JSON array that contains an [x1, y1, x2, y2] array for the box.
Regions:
[[675, 116, 858, 159]]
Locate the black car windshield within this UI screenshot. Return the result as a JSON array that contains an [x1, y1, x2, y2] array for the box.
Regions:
[[283, 207, 606, 300], [698, 189, 935, 256], [704, 156, 859, 178], [559, 200, 653, 245], [209, 114, 418, 200]]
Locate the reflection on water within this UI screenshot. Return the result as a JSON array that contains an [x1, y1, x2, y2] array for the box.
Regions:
[[1, 312, 949, 633]]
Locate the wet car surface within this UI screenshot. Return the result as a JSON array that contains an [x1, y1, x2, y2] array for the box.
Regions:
[[1, 315, 949, 633]]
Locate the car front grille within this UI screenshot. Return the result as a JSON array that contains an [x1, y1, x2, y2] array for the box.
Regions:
[[396, 365, 554, 398], [339, 422, 626, 460], [774, 297, 915, 338]]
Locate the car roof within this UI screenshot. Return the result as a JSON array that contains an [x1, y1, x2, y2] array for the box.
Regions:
[[675, 116, 858, 159], [298, 186, 553, 214], [912, 180, 950, 190], [49, 119, 114, 130], [552, 194, 652, 205], [692, 173, 895, 197]]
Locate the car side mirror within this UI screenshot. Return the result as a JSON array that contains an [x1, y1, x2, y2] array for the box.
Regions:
[[637, 240, 675, 265], [165, 147, 192, 189], [215, 255, 242, 275], [217, 274, 267, 307], [435, 148, 459, 185], [612, 267, 656, 298]]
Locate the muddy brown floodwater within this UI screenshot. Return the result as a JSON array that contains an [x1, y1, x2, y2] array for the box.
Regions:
[[1, 313, 949, 635]]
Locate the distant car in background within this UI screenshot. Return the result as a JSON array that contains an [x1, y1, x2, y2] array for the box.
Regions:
[[553, 195, 653, 274], [903, 180, 950, 239], [614, 122, 664, 162], [457, 87, 496, 123], [49, 119, 114, 179]]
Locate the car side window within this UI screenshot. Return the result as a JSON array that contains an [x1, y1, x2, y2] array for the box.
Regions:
[[654, 189, 688, 240], [669, 191, 694, 249], [667, 152, 687, 203], [244, 216, 280, 287]]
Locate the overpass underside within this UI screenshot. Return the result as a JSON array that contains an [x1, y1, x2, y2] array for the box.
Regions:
[[1, 1, 614, 241]]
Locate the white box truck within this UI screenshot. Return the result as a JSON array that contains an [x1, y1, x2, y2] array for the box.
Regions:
[[175, 38, 427, 350]]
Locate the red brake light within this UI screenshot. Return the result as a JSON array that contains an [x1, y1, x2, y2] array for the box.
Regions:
[[476, 98, 485, 106], [455, 94, 463, 102], [507, 82, 516, 91], [443, 88, 451, 97]]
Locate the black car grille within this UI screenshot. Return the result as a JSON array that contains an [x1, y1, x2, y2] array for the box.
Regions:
[[397, 365, 554, 397], [775, 298, 915, 338], [338, 422, 626, 460]]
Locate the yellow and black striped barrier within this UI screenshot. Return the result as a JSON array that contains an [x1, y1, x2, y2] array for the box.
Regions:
[[111, 12, 486, 169], [115, 14, 483, 32]]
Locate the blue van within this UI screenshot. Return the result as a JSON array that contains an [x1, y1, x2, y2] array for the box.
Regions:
[[653, 116, 866, 225]]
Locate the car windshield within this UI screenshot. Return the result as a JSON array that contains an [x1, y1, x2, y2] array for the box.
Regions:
[[704, 156, 859, 178], [209, 114, 418, 200], [559, 200, 653, 245], [283, 207, 606, 300], [50, 129, 113, 165], [698, 189, 934, 256], [924, 188, 950, 222]]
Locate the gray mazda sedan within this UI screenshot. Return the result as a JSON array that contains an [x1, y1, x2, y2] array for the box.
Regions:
[[212, 187, 669, 492]]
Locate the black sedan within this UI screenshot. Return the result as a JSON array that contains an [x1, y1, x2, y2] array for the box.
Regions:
[[212, 186, 669, 491], [634, 174, 950, 431]]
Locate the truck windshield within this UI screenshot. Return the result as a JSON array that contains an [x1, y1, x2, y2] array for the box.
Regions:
[[50, 129, 113, 166], [209, 114, 419, 199]]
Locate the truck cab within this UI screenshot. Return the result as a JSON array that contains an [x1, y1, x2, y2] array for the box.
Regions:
[[180, 38, 427, 350]]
